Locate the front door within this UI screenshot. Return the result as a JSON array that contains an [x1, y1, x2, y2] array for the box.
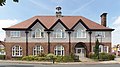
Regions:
[[75, 48, 85, 58]]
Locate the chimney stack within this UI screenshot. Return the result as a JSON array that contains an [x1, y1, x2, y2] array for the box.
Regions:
[[101, 13, 107, 27]]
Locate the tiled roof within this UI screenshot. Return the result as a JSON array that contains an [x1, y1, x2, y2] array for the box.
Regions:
[[3, 16, 114, 31]]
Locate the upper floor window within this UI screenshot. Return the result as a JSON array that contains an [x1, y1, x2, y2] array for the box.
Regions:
[[53, 29, 66, 38], [10, 31, 20, 37], [75, 29, 86, 38], [32, 29, 44, 38], [95, 32, 105, 38]]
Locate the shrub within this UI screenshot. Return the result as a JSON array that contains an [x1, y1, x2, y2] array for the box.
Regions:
[[46, 53, 56, 63], [55, 56, 63, 62], [108, 54, 115, 60], [62, 56, 74, 62], [13, 57, 22, 60], [46, 53, 56, 60], [37, 57, 46, 61], [89, 52, 115, 61], [22, 55, 35, 61], [0, 55, 5, 60], [38, 53, 46, 57], [99, 53, 109, 61], [89, 53, 98, 59]]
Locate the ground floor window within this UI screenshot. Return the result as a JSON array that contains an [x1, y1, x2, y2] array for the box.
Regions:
[[54, 45, 64, 56], [92, 45, 109, 53], [12, 45, 22, 57], [33, 45, 44, 56]]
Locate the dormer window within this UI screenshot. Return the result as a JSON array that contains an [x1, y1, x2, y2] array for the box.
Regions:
[[53, 29, 66, 38], [32, 29, 44, 38], [10, 31, 20, 37], [75, 29, 86, 38]]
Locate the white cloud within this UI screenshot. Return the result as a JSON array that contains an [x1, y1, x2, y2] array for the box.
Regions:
[[112, 16, 120, 45], [0, 19, 19, 41]]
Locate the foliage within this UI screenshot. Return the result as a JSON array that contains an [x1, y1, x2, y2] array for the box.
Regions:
[[89, 52, 115, 61], [62, 55, 74, 62], [22, 55, 35, 61], [55, 53, 76, 62], [46, 53, 57, 60], [94, 39, 99, 58], [13, 57, 22, 60], [0, 0, 18, 6], [38, 53, 46, 57], [0, 55, 5, 60]]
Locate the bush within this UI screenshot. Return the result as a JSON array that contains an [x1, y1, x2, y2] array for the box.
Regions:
[[89, 53, 98, 59], [0, 55, 5, 60], [13, 57, 22, 60], [46, 53, 56, 60], [38, 53, 46, 57], [37, 57, 46, 61], [108, 54, 115, 60], [22, 55, 35, 61], [89, 52, 115, 61], [62, 56, 74, 62], [55, 56, 63, 62], [99, 53, 109, 61]]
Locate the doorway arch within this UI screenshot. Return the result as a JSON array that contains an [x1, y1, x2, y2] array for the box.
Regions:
[[74, 42, 87, 58]]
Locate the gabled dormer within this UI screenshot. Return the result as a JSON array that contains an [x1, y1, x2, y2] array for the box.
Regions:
[[50, 19, 68, 38]]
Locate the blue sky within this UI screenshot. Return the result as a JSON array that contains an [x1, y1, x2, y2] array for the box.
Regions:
[[0, 0, 120, 46]]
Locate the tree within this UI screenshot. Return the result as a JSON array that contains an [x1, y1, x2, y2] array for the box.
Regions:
[[0, 0, 18, 6], [94, 39, 99, 58]]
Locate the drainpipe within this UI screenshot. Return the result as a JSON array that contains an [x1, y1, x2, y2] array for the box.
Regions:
[[47, 31, 51, 53], [25, 30, 29, 56], [68, 31, 71, 55], [89, 31, 92, 52]]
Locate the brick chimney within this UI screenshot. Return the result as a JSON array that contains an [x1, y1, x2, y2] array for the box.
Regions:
[[101, 13, 107, 27]]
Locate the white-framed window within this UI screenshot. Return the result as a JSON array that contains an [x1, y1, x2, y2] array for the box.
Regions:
[[95, 32, 105, 38], [34, 29, 44, 38], [104, 46, 109, 53], [99, 45, 103, 53], [54, 45, 64, 56], [92, 45, 109, 53], [33, 45, 44, 56], [53, 29, 66, 38], [10, 31, 20, 37], [75, 29, 86, 38], [12, 45, 22, 57], [0, 45, 5, 55]]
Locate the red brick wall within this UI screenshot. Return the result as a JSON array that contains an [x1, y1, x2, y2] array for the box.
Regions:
[[4, 42, 111, 59]]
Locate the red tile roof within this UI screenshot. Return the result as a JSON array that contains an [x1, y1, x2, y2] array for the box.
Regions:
[[3, 16, 114, 31]]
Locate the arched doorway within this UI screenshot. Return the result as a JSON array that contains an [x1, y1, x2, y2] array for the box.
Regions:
[[75, 42, 87, 58]]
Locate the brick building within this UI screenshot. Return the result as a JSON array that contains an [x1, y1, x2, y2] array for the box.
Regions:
[[1, 7, 114, 59]]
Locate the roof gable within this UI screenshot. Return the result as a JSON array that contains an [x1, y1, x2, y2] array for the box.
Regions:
[[49, 19, 69, 30]]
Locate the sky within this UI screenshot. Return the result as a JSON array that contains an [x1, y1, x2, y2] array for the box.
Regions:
[[0, 0, 120, 46]]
